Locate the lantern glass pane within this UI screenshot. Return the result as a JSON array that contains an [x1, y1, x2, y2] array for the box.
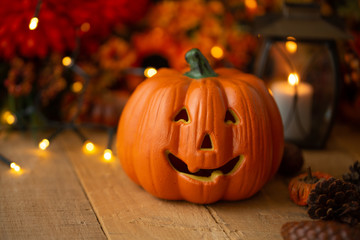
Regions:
[[261, 41, 336, 148]]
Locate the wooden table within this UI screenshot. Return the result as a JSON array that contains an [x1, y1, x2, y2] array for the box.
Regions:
[[1, 123, 359, 240]]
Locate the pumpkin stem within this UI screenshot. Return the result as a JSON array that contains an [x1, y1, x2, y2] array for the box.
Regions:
[[307, 166, 313, 179], [184, 48, 218, 79], [303, 166, 318, 184]]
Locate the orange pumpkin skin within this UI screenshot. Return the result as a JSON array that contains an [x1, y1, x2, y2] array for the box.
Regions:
[[288, 171, 332, 206], [116, 50, 284, 204]]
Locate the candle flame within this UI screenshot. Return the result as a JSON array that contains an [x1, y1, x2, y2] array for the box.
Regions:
[[288, 73, 299, 86]]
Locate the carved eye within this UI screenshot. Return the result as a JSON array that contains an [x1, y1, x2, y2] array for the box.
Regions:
[[224, 109, 239, 125], [174, 107, 190, 123]]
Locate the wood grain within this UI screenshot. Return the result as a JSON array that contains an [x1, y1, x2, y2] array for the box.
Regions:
[[1, 123, 358, 240], [0, 132, 106, 240], [60, 131, 230, 239], [60, 124, 359, 240]]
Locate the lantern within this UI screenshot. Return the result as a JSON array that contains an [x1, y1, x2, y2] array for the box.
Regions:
[[254, 2, 350, 148]]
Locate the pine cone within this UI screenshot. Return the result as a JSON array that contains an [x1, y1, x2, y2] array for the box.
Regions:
[[307, 178, 360, 225], [343, 161, 360, 192], [281, 220, 360, 240]]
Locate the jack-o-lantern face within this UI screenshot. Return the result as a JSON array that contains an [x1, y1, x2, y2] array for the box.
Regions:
[[117, 49, 284, 204]]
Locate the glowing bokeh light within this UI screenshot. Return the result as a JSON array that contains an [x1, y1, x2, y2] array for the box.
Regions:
[[144, 67, 157, 78], [29, 17, 39, 30], [83, 141, 95, 154], [10, 162, 21, 172], [3, 111, 16, 125], [210, 46, 224, 59], [103, 149, 113, 161], [72, 81, 83, 93], [288, 73, 299, 86], [62, 56, 73, 67], [39, 139, 50, 150]]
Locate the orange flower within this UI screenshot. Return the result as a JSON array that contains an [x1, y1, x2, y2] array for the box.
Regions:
[[132, 28, 180, 70], [99, 37, 136, 72]]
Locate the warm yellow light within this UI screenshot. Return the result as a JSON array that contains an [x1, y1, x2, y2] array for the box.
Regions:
[[268, 88, 273, 96], [62, 56, 73, 67], [71, 81, 83, 93], [103, 149, 113, 161], [39, 139, 50, 150], [83, 141, 95, 153], [144, 67, 157, 78], [3, 111, 16, 125], [29, 17, 39, 30], [286, 41, 297, 54], [10, 162, 21, 172], [210, 46, 224, 59], [80, 22, 91, 32], [245, 0, 258, 10], [288, 73, 299, 86]]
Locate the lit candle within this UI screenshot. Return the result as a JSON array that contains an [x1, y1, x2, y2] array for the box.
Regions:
[[271, 73, 313, 140]]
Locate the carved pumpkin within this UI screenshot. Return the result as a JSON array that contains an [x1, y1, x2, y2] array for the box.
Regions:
[[117, 48, 284, 204]]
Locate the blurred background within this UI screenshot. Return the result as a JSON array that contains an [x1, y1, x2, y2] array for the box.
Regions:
[[0, 0, 359, 132]]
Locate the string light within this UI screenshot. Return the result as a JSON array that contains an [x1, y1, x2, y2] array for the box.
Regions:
[[144, 67, 157, 78], [29, 17, 39, 30], [28, 0, 42, 30], [83, 140, 95, 154], [2, 111, 16, 125], [102, 127, 115, 161], [62, 56, 73, 67], [39, 139, 50, 150], [10, 162, 21, 172], [0, 154, 21, 173], [210, 46, 224, 59], [103, 149, 113, 161], [37, 126, 65, 150]]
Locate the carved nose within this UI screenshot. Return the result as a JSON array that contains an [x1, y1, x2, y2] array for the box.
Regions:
[[200, 133, 213, 150]]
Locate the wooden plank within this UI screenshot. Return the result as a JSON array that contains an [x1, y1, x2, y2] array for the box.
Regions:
[[202, 176, 308, 239], [60, 124, 359, 240], [208, 129, 359, 240], [0, 132, 106, 240], [60, 131, 230, 240]]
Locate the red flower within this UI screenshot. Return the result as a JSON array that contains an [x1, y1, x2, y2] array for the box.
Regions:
[[0, 0, 150, 59]]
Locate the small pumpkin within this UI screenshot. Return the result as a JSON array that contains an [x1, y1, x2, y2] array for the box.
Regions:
[[117, 48, 284, 204], [288, 167, 332, 206]]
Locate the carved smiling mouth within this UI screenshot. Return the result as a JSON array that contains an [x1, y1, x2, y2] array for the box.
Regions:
[[166, 151, 244, 182]]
